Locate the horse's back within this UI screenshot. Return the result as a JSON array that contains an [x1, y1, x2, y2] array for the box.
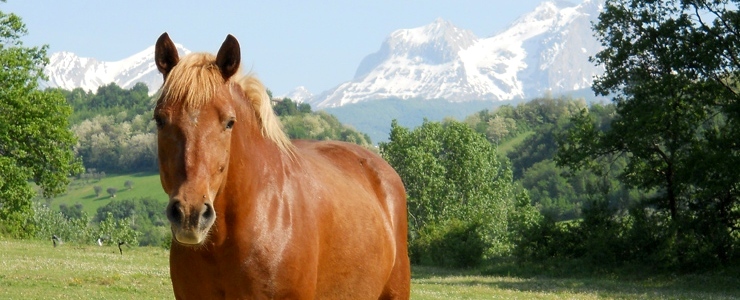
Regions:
[[293, 140, 410, 299], [294, 140, 403, 197]]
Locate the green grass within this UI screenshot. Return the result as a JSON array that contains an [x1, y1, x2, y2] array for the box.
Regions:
[[0, 239, 171, 299], [2, 239, 738, 299], [497, 130, 535, 155], [412, 265, 740, 299], [48, 172, 168, 215]]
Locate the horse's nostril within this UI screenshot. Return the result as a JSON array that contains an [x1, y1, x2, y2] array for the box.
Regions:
[[167, 201, 184, 225], [202, 202, 214, 221]]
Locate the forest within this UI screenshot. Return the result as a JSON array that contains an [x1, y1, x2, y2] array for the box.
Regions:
[[1, 0, 738, 275]]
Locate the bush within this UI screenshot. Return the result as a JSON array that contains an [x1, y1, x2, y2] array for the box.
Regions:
[[95, 197, 168, 247], [0, 209, 36, 239], [32, 204, 95, 244], [411, 219, 486, 268]]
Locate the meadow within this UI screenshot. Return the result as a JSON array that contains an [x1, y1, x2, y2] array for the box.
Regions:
[[49, 172, 168, 216], [2, 239, 738, 299]]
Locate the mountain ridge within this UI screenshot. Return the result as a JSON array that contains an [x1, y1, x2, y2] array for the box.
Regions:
[[42, 0, 604, 107], [43, 44, 190, 95], [308, 0, 603, 108]]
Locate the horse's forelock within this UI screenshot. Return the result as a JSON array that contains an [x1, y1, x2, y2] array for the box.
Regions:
[[159, 53, 223, 109]]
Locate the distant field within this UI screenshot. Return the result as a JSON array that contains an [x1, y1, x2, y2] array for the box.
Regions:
[[2, 239, 738, 299], [49, 172, 168, 215], [497, 130, 535, 155]]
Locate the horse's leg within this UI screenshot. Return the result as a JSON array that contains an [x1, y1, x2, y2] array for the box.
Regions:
[[378, 244, 410, 300], [378, 188, 411, 300]]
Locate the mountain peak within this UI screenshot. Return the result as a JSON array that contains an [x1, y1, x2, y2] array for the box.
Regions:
[[353, 18, 478, 79], [279, 86, 314, 103], [387, 18, 478, 51], [312, 0, 604, 108], [43, 44, 190, 95]]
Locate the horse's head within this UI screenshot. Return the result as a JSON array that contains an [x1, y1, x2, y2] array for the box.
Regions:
[[153, 33, 241, 245]]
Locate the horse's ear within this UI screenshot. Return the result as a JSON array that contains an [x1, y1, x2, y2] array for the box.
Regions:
[[216, 34, 241, 80], [155, 32, 179, 80]]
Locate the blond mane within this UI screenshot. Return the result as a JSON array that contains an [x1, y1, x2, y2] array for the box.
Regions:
[[159, 53, 294, 154]]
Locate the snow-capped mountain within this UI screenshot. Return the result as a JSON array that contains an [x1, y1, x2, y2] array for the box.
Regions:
[[279, 86, 314, 103], [310, 0, 603, 108], [42, 44, 190, 94], [43, 0, 603, 107]]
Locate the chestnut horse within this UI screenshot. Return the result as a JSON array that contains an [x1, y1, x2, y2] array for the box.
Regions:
[[153, 33, 410, 299]]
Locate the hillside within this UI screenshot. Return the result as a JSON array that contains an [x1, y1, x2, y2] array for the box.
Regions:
[[324, 98, 521, 143], [322, 88, 604, 143], [49, 172, 167, 216]]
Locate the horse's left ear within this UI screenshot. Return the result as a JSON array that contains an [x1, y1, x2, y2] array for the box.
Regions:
[[216, 34, 241, 80]]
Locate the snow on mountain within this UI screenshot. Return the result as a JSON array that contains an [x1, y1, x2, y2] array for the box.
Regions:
[[279, 86, 314, 103], [310, 0, 604, 108], [42, 44, 190, 95], [43, 0, 604, 107]]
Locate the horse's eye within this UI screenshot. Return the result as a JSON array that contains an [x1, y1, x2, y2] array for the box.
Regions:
[[154, 115, 165, 129], [225, 119, 235, 129]]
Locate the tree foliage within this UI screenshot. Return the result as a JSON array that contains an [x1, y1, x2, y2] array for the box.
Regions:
[[0, 10, 82, 236], [274, 97, 373, 147], [59, 82, 153, 124], [97, 211, 139, 249], [555, 0, 740, 268], [380, 119, 514, 265], [464, 96, 587, 147], [94, 197, 167, 247], [71, 113, 158, 173]]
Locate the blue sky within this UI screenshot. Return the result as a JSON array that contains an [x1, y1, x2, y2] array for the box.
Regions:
[[4, 0, 575, 95]]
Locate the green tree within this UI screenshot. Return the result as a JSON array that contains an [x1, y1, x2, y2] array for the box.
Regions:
[[59, 203, 85, 220], [33, 204, 94, 244], [380, 119, 514, 264], [0, 10, 82, 236], [95, 198, 167, 246], [106, 187, 117, 198], [97, 212, 139, 253], [557, 0, 740, 267], [279, 110, 372, 146]]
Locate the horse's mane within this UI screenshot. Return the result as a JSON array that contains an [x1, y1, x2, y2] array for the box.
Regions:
[[159, 53, 294, 154]]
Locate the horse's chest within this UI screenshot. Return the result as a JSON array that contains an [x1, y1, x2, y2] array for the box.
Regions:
[[197, 238, 312, 297]]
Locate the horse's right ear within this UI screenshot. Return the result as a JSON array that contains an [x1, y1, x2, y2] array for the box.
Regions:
[[155, 32, 179, 80]]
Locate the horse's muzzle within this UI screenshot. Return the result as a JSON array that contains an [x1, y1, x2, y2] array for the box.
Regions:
[[166, 199, 215, 245]]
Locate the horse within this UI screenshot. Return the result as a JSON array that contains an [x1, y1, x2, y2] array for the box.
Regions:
[[153, 33, 410, 299]]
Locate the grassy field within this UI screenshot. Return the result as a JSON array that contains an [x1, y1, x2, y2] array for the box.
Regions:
[[49, 172, 168, 216], [0, 239, 171, 299], [497, 130, 535, 155], [2, 239, 738, 299]]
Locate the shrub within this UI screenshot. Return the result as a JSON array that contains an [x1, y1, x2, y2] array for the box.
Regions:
[[411, 219, 486, 268], [32, 204, 95, 244]]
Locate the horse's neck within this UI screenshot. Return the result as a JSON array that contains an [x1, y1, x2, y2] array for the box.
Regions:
[[209, 132, 295, 246]]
